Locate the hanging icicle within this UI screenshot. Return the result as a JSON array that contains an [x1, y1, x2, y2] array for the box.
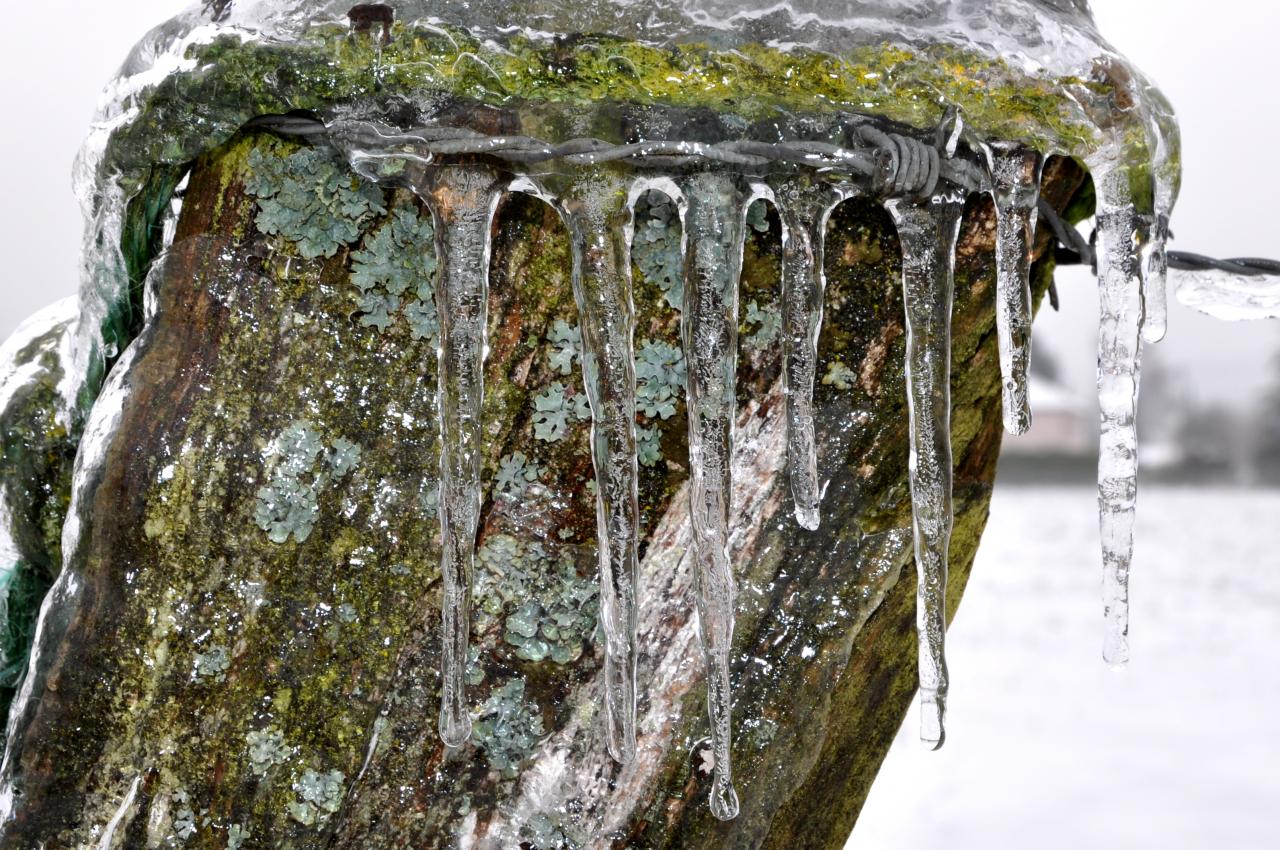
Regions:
[[544, 170, 643, 764], [885, 191, 966, 750], [773, 176, 847, 530], [1089, 162, 1149, 669], [983, 143, 1045, 436], [678, 170, 756, 821], [419, 165, 506, 747]]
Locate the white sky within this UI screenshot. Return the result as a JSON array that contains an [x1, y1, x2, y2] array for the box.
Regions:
[[0, 0, 1277, 409]]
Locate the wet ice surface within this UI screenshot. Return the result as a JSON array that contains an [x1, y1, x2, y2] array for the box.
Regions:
[[1174, 269, 1280, 320], [854, 484, 1280, 850], [7, 0, 1192, 823]]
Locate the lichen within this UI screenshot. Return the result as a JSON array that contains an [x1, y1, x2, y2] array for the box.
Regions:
[[743, 299, 781, 351], [520, 812, 582, 850], [635, 340, 687, 421], [288, 769, 346, 826], [476, 535, 599, 665], [253, 421, 363, 544], [472, 679, 545, 779], [496, 452, 542, 499], [531, 383, 591, 443], [632, 191, 684, 311], [822, 361, 857, 392], [546, 320, 581, 376], [350, 205, 440, 341], [193, 645, 231, 681], [246, 727, 292, 777], [243, 145, 386, 260], [227, 824, 250, 850], [636, 425, 663, 468]]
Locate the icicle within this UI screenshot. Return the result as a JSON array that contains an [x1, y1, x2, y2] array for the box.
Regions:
[[551, 172, 642, 764], [419, 165, 506, 747], [773, 177, 845, 530], [982, 143, 1045, 436], [1142, 100, 1181, 345], [1090, 165, 1149, 669], [679, 171, 754, 821], [885, 192, 965, 750]]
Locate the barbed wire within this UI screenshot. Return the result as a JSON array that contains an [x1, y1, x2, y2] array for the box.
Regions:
[[1037, 201, 1280, 278], [247, 114, 1279, 278]]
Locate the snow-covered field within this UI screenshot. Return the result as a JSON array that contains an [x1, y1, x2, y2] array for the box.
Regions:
[[851, 484, 1280, 850]]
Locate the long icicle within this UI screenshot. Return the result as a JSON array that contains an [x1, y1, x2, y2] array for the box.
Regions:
[[680, 171, 752, 821], [1141, 97, 1181, 345], [886, 192, 965, 750], [421, 165, 505, 747], [983, 143, 1045, 436], [554, 172, 642, 764], [1091, 164, 1149, 668], [774, 177, 845, 530]]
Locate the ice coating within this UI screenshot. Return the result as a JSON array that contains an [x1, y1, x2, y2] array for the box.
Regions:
[[548, 172, 643, 764], [421, 166, 506, 746], [0, 0, 1194, 825], [886, 194, 965, 749], [1090, 162, 1149, 668], [679, 172, 756, 821], [774, 178, 847, 530], [983, 143, 1044, 436], [1174, 271, 1280, 321]]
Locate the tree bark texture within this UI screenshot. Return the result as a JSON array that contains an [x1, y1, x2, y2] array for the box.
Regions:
[[0, 132, 1086, 849]]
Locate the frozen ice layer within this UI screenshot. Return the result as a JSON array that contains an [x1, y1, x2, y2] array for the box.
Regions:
[[3, 0, 1188, 823]]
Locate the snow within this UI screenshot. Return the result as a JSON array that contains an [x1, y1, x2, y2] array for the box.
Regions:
[[852, 484, 1280, 850]]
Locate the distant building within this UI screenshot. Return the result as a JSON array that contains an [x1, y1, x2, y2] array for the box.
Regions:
[[1003, 374, 1093, 458]]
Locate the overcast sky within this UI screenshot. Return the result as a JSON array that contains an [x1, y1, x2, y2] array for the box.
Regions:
[[1, 0, 1276, 409]]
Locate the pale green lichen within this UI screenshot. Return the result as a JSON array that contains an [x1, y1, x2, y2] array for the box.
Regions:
[[288, 769, 346, 826], [243, 146, 386, 260], [476, 536, 598, 664], [531, 383, 591, 443], [193, 645, 231, 680], [227, 824, 250, 850], [633, 191, 684, 310], [496, 452, 542, 499], [823, 360, 857, 391], [172, 790, 199, 842], [744, 298, 781, 351], [546, 320, 581, 376], [746, 199, 771, 235], [520, 812, 582, 850], [350, 206, 440, 341], [472, 679, 544, 779], [246, 726, 292, 777], [636, 425, 662, 468], [635, 340, 686, 420], [253, 421, 362, 544]]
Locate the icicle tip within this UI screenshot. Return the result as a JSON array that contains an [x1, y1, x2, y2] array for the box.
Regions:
[[920, 692, 946, 751], [710, 782, 741, 822]]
